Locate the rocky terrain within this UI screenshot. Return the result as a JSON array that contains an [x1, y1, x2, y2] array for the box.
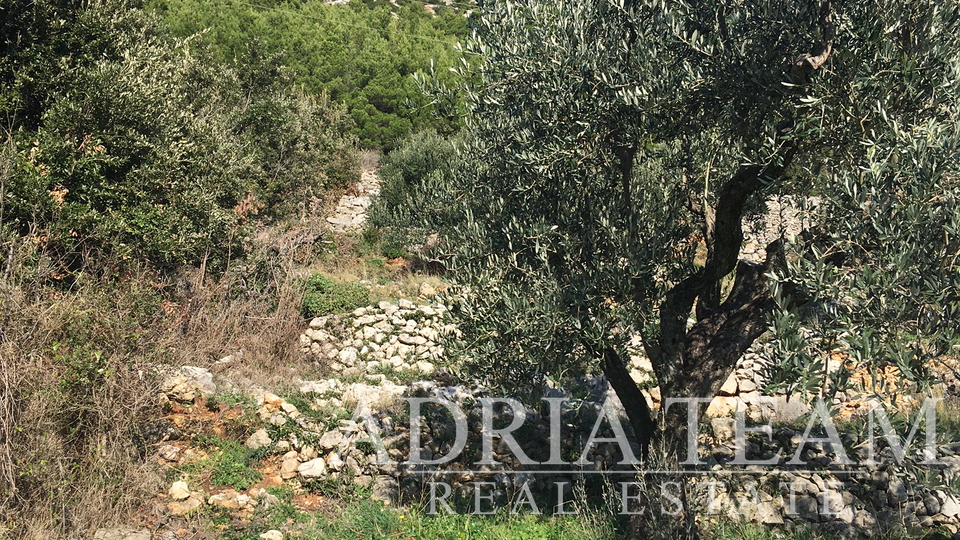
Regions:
[[91, 174, 960, 540], [324, 168, 381, 232]]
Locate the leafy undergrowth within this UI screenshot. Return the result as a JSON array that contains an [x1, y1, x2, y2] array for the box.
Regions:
[[291, 504, 617, 540], [301, 274, 371, 318], [309, 227, 447, 306]]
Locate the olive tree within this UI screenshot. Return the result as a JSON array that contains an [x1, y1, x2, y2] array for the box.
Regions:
[[410, 0, 960, 459]]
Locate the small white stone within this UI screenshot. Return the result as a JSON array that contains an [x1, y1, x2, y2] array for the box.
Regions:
[[415, 360, 436, 375], [158, 444, 181, 461], [168, 480, 190, 501], [326, 453, 345, 471], [297, 458, 327, 478], [339, 348, 359, 365], [719, 374, 738, 396], [418, 283, 437, 297], [245, 428, 273, 450]]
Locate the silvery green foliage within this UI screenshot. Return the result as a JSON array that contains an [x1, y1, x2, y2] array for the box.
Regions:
[[408, 0, 960, 410], [768, 53, 960, 395], [436, 0, 808, 395], [438, 0, 691, 395]]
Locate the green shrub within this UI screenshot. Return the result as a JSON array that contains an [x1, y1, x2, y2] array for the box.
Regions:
[[375, 129, 458, 213], [148, 0, 470, 149], [369, 129, 459, 253], [1, 0, 358, 273], [301, 274, 370, 317]]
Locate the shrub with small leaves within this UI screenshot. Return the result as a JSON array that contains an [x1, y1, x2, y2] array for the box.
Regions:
[[301, 274, 370, 317]]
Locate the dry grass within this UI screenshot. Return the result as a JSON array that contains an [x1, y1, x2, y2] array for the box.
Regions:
[[0, 236, 164, 538], [309, 230, 447, 304], [158, 226, 324, 390], [0, 219, 320, 537]]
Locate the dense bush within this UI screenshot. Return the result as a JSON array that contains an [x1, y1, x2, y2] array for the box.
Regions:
[[301, 274, 370, 317], [147, 0, 470, 149], [0, 3, 358, 535], [369, 129, 459, 253], [1, 0, 358, 272]]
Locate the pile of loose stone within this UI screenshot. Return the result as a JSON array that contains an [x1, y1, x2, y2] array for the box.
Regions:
[[739, 195, 816, 264], [697, 417, 960, 536], [625, 336, 811, 423], [236, 375, 644, 509], [152, 357, 960, 538], [141, 288, 960, 540], [298, 298, 454, 378], [324, 168, 380, 232]]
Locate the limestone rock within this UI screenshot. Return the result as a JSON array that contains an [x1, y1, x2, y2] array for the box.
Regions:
[[246, 428, 273, 450], [415, 360, 436, 375], [771, 396, 811, 422], [318, 430, 345, 451], [419, 282, 437, 297], [719, 375, 738, 396], [158, 444, 181, 462], [280, 457, 300, 479], [343, 382, 406, 409], [326, 453, 345, 471], [161, 367, 214, 402], [371, 475, 398, 505], [180, 366, 216, 395], [169, 480, 190, 500], [941, 495, 960, 518], [167, 495, 203, 516], [93, 528, 151, 540], [208, 490, 254, 510], [260, 531, 284, 540], [298, 458, 327, 478]]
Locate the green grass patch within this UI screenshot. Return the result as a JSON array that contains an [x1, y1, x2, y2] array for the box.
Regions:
[[301, 274, 370, 317], [306, 503, 619, 540], [209, 439, 264, 491], [281, 391, 353, 432], [207, 392, 257, 411]]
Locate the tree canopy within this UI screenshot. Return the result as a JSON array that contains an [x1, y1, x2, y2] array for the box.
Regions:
[[147, 0, 471, 149], [389, 0, 960, 455], [1, 0, 358, 271]]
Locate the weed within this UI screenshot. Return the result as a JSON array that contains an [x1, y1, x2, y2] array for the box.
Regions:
[[281, 391, 353, 432], [301, 274, 370, 317], [209, 440, 264, 491], [252, 486, 304, 528], [207, 392, 256, 411]]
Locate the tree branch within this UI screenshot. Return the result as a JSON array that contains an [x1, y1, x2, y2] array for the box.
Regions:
[[789, 1, 835, 84], [666, 240, 785, 431], [601, 347, 656, 458]]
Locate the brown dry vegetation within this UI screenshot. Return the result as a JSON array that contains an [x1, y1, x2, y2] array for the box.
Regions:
[[0, 235, 165, 538], [0, 217, 330, 538]]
